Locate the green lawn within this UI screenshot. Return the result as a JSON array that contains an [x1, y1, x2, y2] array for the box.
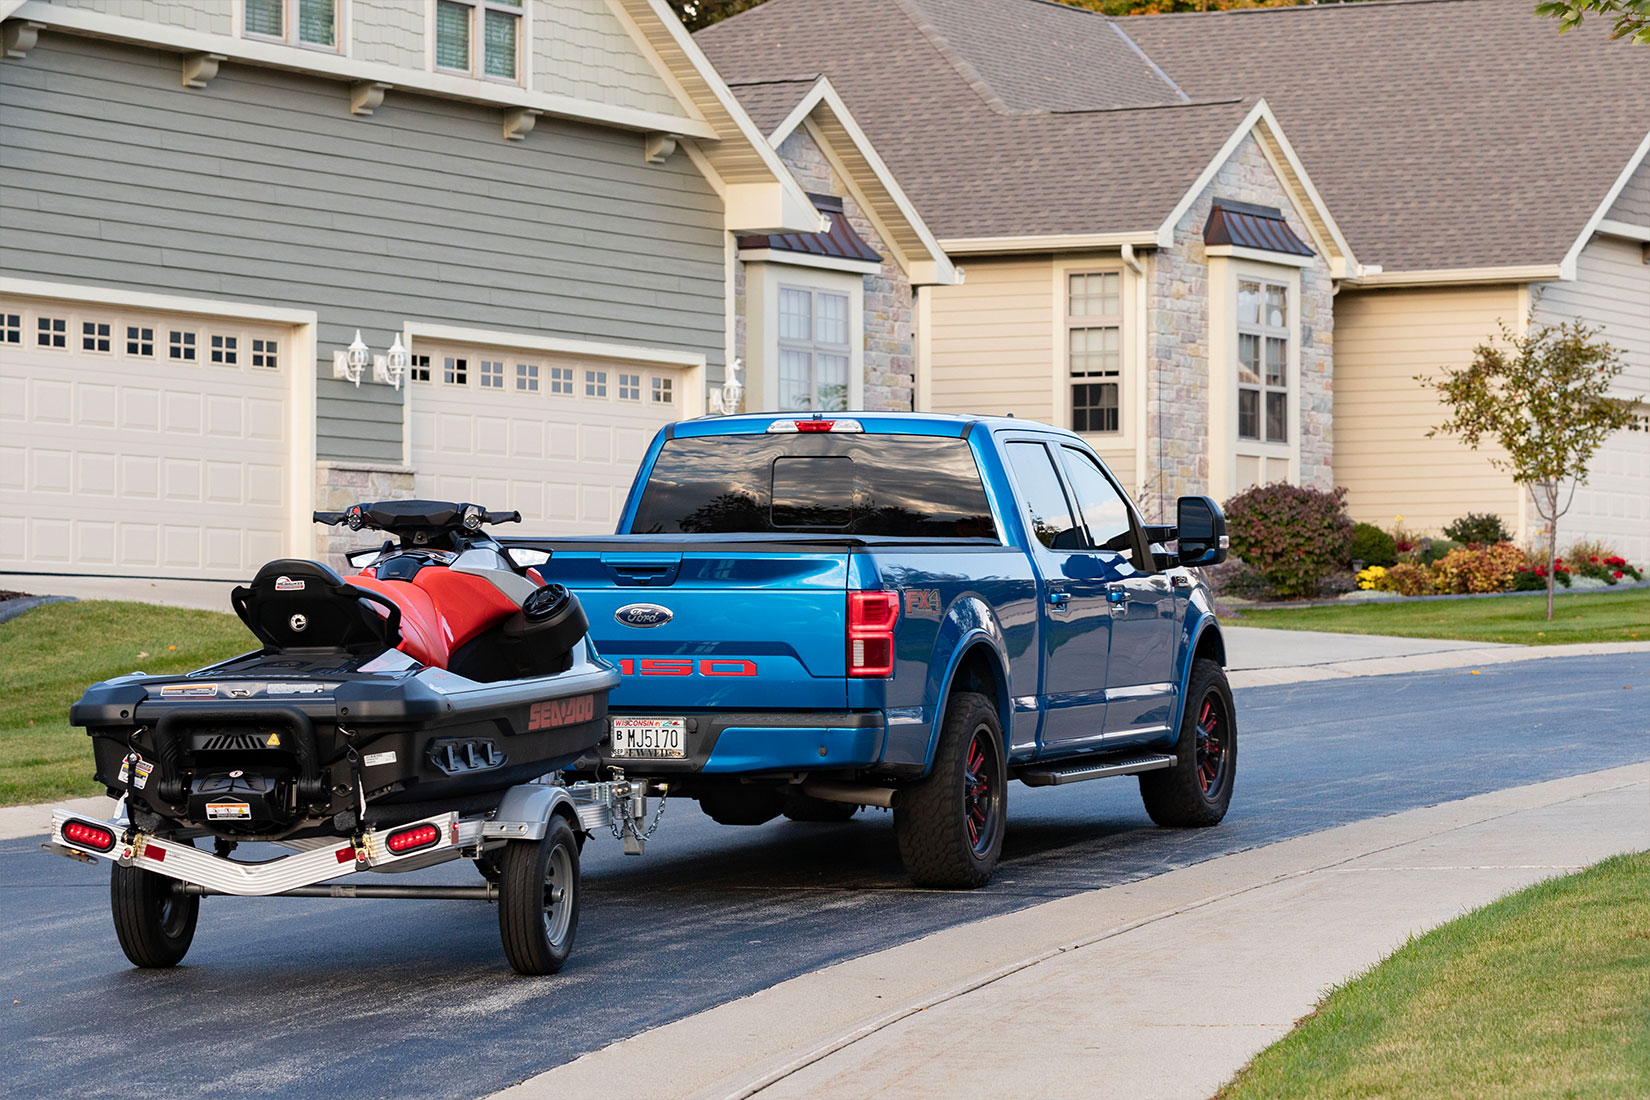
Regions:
[[1219, 851, 1650, 1100], [0, 600, 252, 806], [1233, 587, 1650, 645]]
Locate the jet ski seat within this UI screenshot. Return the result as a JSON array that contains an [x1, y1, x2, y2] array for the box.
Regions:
[[232, 560, 403, 655]]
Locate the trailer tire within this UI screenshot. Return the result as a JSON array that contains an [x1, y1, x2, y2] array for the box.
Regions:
[[1138, 658, 1235, 827], [110, 861, 198, 968], [497, 816, 580, 976], [894, 691, 1006, 888], [782, 795, 858, 823]]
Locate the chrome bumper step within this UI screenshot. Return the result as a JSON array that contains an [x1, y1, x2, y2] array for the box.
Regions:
[[1016, 751, 1176, 787]]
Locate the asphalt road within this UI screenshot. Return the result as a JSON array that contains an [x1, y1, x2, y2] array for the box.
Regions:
[[4, 654, 1646, 1100]]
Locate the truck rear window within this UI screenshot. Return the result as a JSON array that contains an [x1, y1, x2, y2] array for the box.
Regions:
[[631, 435, 999, 538]]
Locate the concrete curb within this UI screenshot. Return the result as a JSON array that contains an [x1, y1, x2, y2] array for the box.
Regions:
[[0, 594, 77, 625], [0, 795, 115, 843], [1227, 639, 1650, 689], [491, 763, 1649, 1100]]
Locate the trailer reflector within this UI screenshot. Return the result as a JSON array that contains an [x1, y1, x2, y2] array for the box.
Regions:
[[336, 845, 357, 864], [386, 824, 441, 853], [63, 821, 116, 852]]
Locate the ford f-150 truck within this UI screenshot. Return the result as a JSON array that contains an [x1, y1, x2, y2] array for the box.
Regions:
[[506, 412, 1233, 888]]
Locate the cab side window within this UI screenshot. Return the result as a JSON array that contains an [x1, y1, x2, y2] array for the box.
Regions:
[[1005, 442, 1082, 551], [1059, 447, 1138, 561]]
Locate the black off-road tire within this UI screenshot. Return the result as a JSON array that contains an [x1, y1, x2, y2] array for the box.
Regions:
[[782, 795, 859, 823], [111, 861, 199, 968], [893, 692, 1006, 888], [698, 788, 787, 826], [1139, 658, 1236, 828], [497, 816, 580, 976]]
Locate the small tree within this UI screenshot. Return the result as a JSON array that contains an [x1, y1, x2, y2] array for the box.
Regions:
[[1421, 320, 1638, 620]]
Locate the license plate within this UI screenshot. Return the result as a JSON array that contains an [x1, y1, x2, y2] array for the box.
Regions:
[[609, 717, 686, 759]]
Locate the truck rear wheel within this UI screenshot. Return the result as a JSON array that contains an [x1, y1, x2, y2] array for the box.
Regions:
[[497, 816, 580, 975], [894, 691, 1005, 888], [111, 861, 198, 968], [1139, 658, 1235, 827]]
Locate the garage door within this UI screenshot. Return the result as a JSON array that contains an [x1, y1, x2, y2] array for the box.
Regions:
[[407, 338, 689, 533], [0, 296, 292, 579], [1566, 418, 1650, 566]]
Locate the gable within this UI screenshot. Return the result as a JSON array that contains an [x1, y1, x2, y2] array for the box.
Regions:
[[535, 1, 691, 120], [1604, 155, 1650, 227]]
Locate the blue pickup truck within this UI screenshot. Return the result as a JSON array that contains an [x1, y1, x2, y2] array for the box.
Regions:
[[509, 412, 1234, 887]]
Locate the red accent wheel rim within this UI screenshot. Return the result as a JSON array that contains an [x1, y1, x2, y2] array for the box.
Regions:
[[1194, 695, 1228, 796], [963, 728, 999, 855]]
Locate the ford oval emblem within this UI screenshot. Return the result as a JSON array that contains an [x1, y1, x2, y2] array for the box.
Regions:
[[615, 603, 673, 628]]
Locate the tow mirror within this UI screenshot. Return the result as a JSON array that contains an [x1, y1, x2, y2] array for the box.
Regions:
[[1176, 495, 1228, 567]]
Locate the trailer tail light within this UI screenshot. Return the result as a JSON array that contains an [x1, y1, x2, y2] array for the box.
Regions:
[[386, 824, 440, 853], [848, 591, 899, 678], [767, 418, 864, 434], [63, 821, 116, 852]]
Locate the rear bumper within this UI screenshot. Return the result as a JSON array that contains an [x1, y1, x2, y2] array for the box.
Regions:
[[595, 711, 886, 775]]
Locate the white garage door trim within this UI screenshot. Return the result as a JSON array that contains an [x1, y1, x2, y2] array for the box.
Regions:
[[0, 277, 318, 569]]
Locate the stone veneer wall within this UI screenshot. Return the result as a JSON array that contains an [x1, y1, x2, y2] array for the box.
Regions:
[[1146, 132, 1335, 510], [313, 461, 416, 568], [766, 129, 914, 411]]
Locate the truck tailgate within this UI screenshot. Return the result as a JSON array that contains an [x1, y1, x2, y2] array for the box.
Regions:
[[540, 546, 849, 712]]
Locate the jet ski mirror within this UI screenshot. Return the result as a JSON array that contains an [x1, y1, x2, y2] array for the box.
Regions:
[[506, 547, 551, 568]]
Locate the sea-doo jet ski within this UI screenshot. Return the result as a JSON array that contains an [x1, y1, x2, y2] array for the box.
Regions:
[[48, 501, 644, 975]]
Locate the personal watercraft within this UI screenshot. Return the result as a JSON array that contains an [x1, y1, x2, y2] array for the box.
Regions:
[[49, 501, 650, 975]]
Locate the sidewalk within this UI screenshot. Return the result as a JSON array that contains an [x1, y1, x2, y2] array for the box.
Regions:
[[493, 764, 1649, 1100]]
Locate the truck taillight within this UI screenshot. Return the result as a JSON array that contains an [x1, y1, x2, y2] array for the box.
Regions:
[[62, 821, 116, 852], [848, 591, 899, 678]]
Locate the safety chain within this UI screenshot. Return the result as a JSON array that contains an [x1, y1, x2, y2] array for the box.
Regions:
[[609, 781, 670, 843]]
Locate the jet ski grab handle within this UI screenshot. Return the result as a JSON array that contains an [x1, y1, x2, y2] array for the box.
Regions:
[[313, 500, 522, 538]]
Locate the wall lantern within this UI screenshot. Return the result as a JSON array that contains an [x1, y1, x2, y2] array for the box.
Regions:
[[708, 358, 744, 415], [374, 334, 410, 390], [333, 330, 411, 389], [333, 330, 371, 387]]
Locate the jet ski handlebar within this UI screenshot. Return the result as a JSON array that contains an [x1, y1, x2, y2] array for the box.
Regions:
[[313, 500, 523, 535]]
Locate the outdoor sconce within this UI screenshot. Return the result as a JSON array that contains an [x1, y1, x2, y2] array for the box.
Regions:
[[708, 358, 744, 415], [374, 334, 410, 390], [333, 330, 370, 387]]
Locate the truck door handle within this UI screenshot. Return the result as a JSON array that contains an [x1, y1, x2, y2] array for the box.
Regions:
[[1046, 591, 1071, 610], [1105, 585, 1128, 604]]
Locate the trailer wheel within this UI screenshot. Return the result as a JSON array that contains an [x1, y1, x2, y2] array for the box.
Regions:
[[111, 862, 198, 968], [1138, 658, 1236, 827], [894, 691, 1006, 888], [498, 816, 580, 975]]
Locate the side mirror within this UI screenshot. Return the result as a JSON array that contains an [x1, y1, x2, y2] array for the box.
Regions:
[[1176, 495, 1229, 567]]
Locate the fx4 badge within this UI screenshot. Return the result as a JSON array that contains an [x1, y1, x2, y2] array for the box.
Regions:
[[615, 603, 673, 628], [903, 588, 941, 617]]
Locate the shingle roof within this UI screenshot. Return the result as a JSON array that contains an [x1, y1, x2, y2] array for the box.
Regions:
[[698, 0, 1254, 242], [1124, 0, 1650, 272], [726, 75, 819, 136]]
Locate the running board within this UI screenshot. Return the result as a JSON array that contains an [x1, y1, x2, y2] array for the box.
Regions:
[[1016, 752, 1176, 787]]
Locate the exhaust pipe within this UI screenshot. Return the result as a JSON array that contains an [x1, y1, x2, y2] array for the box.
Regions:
[[798, 780, 898, 809]]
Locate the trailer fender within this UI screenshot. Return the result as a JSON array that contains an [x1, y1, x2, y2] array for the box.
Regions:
[[483, 783, 576, 842]]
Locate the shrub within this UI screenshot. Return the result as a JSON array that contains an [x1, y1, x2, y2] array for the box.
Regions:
[[1419, 539, 1463, 566], [1568, 548, 1644, 585], [1521, 556, 1573, 588], [1512, 568, 1547, 591], [1356, 564, 1389, 591], [1224, 484, 1355, 600], [1432, 543, 1527, 594], [1348, 522, 1397, 568], [1204, 559, 1270, 600], [1443, 512, 1512, 546], [1384, 562, 1435, 597]]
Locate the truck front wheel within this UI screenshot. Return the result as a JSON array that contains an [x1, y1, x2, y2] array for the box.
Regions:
[[894, 691, 1006, 888], [1138, 658, 1236, 827]]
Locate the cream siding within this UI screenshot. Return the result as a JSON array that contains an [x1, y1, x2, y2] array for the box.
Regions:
[[534, 1, 685, 118], [1604, 156, 1650, 226], [925, 257, 1055, 423], [56, 0, 233, 36], [351, 0, 425, 69], [1333, 284, 1526, 536], [1530, 235, 1650, 562]]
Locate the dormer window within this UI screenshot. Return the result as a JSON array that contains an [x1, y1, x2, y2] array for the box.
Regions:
[[436, 0, 522, 83], [244, 0, 338, 51]]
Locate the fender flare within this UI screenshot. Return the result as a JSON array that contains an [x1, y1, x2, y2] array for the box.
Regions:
[[923, 600, 1013, 772], [1170, 618, 1226, 746], [483, 783, 577, 842]]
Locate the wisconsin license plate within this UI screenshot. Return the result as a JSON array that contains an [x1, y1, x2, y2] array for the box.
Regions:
[[609, 717, 686, 758]]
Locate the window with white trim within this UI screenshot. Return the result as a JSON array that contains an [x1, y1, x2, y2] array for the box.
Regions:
[[651, 376, 672, 404], [618, 373, 640, 401], [550, 365, 573, 395], [252, 338, 279, 369], [479, 358, 504, 389], [82, 321, 111, 353], [2, 313, 20, 345], [410, 353, 431, 382], [516, 362, 538, 392], [211, 334, 238, 366], [777, 285, 850, 412], [126, 325, 154, 357], [585, 370, 607, 398], [169, 330, 197, 361], [444, 355, 468, 385], [1066, 271, 1121, 434], [1236, 279, 1289, 443], [243, 0, 337, 50], [435, 0, 521, 83], [37, 316, 66, 349]]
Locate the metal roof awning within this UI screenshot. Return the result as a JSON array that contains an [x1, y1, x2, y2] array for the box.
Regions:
[[1204, 198, 1314, 257], [738, 193, 883, 266]]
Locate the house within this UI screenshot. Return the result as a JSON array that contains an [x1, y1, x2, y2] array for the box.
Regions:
[[699, 0, 1650, 558], [725, 75, 958, 414], [0, 0, 821, 576]]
